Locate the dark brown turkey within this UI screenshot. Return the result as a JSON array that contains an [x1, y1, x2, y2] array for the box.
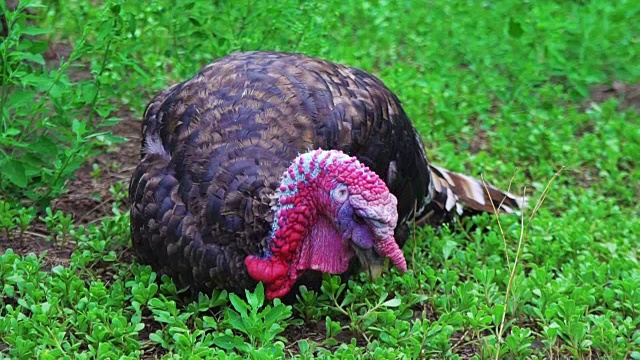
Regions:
[[129, 51, 525, 300]]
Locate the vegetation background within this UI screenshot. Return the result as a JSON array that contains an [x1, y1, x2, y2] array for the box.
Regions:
[[1, 0, 639, 358]]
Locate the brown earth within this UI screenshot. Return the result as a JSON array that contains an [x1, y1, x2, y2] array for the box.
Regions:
[[586, 81, 640, 113]]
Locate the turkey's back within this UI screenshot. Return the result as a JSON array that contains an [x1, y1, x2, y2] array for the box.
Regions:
[[129, 51, 432, 296]]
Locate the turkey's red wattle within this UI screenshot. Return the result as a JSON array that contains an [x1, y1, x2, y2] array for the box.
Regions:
[[244, 256, 288, 283], [245, 185, 318, 299]]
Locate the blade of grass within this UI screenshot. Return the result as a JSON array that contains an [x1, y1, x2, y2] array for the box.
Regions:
[[487, 167, 564, 360]]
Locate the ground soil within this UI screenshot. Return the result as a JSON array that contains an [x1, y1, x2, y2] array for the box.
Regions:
[[586, 81, 640, 113]]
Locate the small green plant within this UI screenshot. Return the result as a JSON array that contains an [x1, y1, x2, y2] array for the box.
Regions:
[[39, 207, 73, 245], [221, 282, 295, 348], [0, 0, 124, 206], [318, 275, 413, 342], [293, 285, 323, 323], [89, 163, 101, 180], [504, 326, 534, 357], [0, 200, 18, 240], [108, 181, 127, 205]]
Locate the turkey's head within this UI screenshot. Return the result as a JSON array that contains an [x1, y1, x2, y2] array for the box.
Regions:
[[245, 149, 407, 299]]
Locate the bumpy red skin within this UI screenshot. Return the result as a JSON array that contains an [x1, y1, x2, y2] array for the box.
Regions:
[[245, 149, 407, 299]]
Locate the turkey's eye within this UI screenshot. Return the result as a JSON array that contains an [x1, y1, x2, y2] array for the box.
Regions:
[[331, 184, 349, 202]]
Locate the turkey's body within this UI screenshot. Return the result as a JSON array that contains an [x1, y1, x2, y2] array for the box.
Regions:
[[129, 51, 521, 299]]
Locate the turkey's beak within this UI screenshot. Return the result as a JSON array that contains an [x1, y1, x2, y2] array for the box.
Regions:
[[352, 245, 385, 280]]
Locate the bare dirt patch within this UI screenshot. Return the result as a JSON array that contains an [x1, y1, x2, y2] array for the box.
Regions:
[[468, 127, 491, 154], [450, 331, 481, 359], [43, 41, 94, 82], [586, 81, 640, 113], [465, 110, 494, 155]]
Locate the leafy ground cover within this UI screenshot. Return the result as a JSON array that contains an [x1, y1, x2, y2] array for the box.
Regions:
[[1, 0, 639, 358]]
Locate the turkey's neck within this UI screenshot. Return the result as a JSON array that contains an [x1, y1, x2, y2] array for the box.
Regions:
[[267, 181, 321, 261]]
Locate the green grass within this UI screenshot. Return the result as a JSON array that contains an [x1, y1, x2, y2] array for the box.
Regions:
[[2, 0, 640, 358]]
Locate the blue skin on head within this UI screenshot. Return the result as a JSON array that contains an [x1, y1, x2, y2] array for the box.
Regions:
[[334, 187, 377, 250]]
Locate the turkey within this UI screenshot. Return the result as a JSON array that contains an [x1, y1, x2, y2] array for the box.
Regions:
[[129, 51, 525, 300]]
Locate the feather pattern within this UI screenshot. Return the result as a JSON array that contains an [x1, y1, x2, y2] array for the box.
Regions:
[[129, 51, 525, 298], [415, 165, 527, 227]]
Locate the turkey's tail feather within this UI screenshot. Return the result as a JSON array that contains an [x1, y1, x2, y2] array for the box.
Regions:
[[416, 165, 527, 227]]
